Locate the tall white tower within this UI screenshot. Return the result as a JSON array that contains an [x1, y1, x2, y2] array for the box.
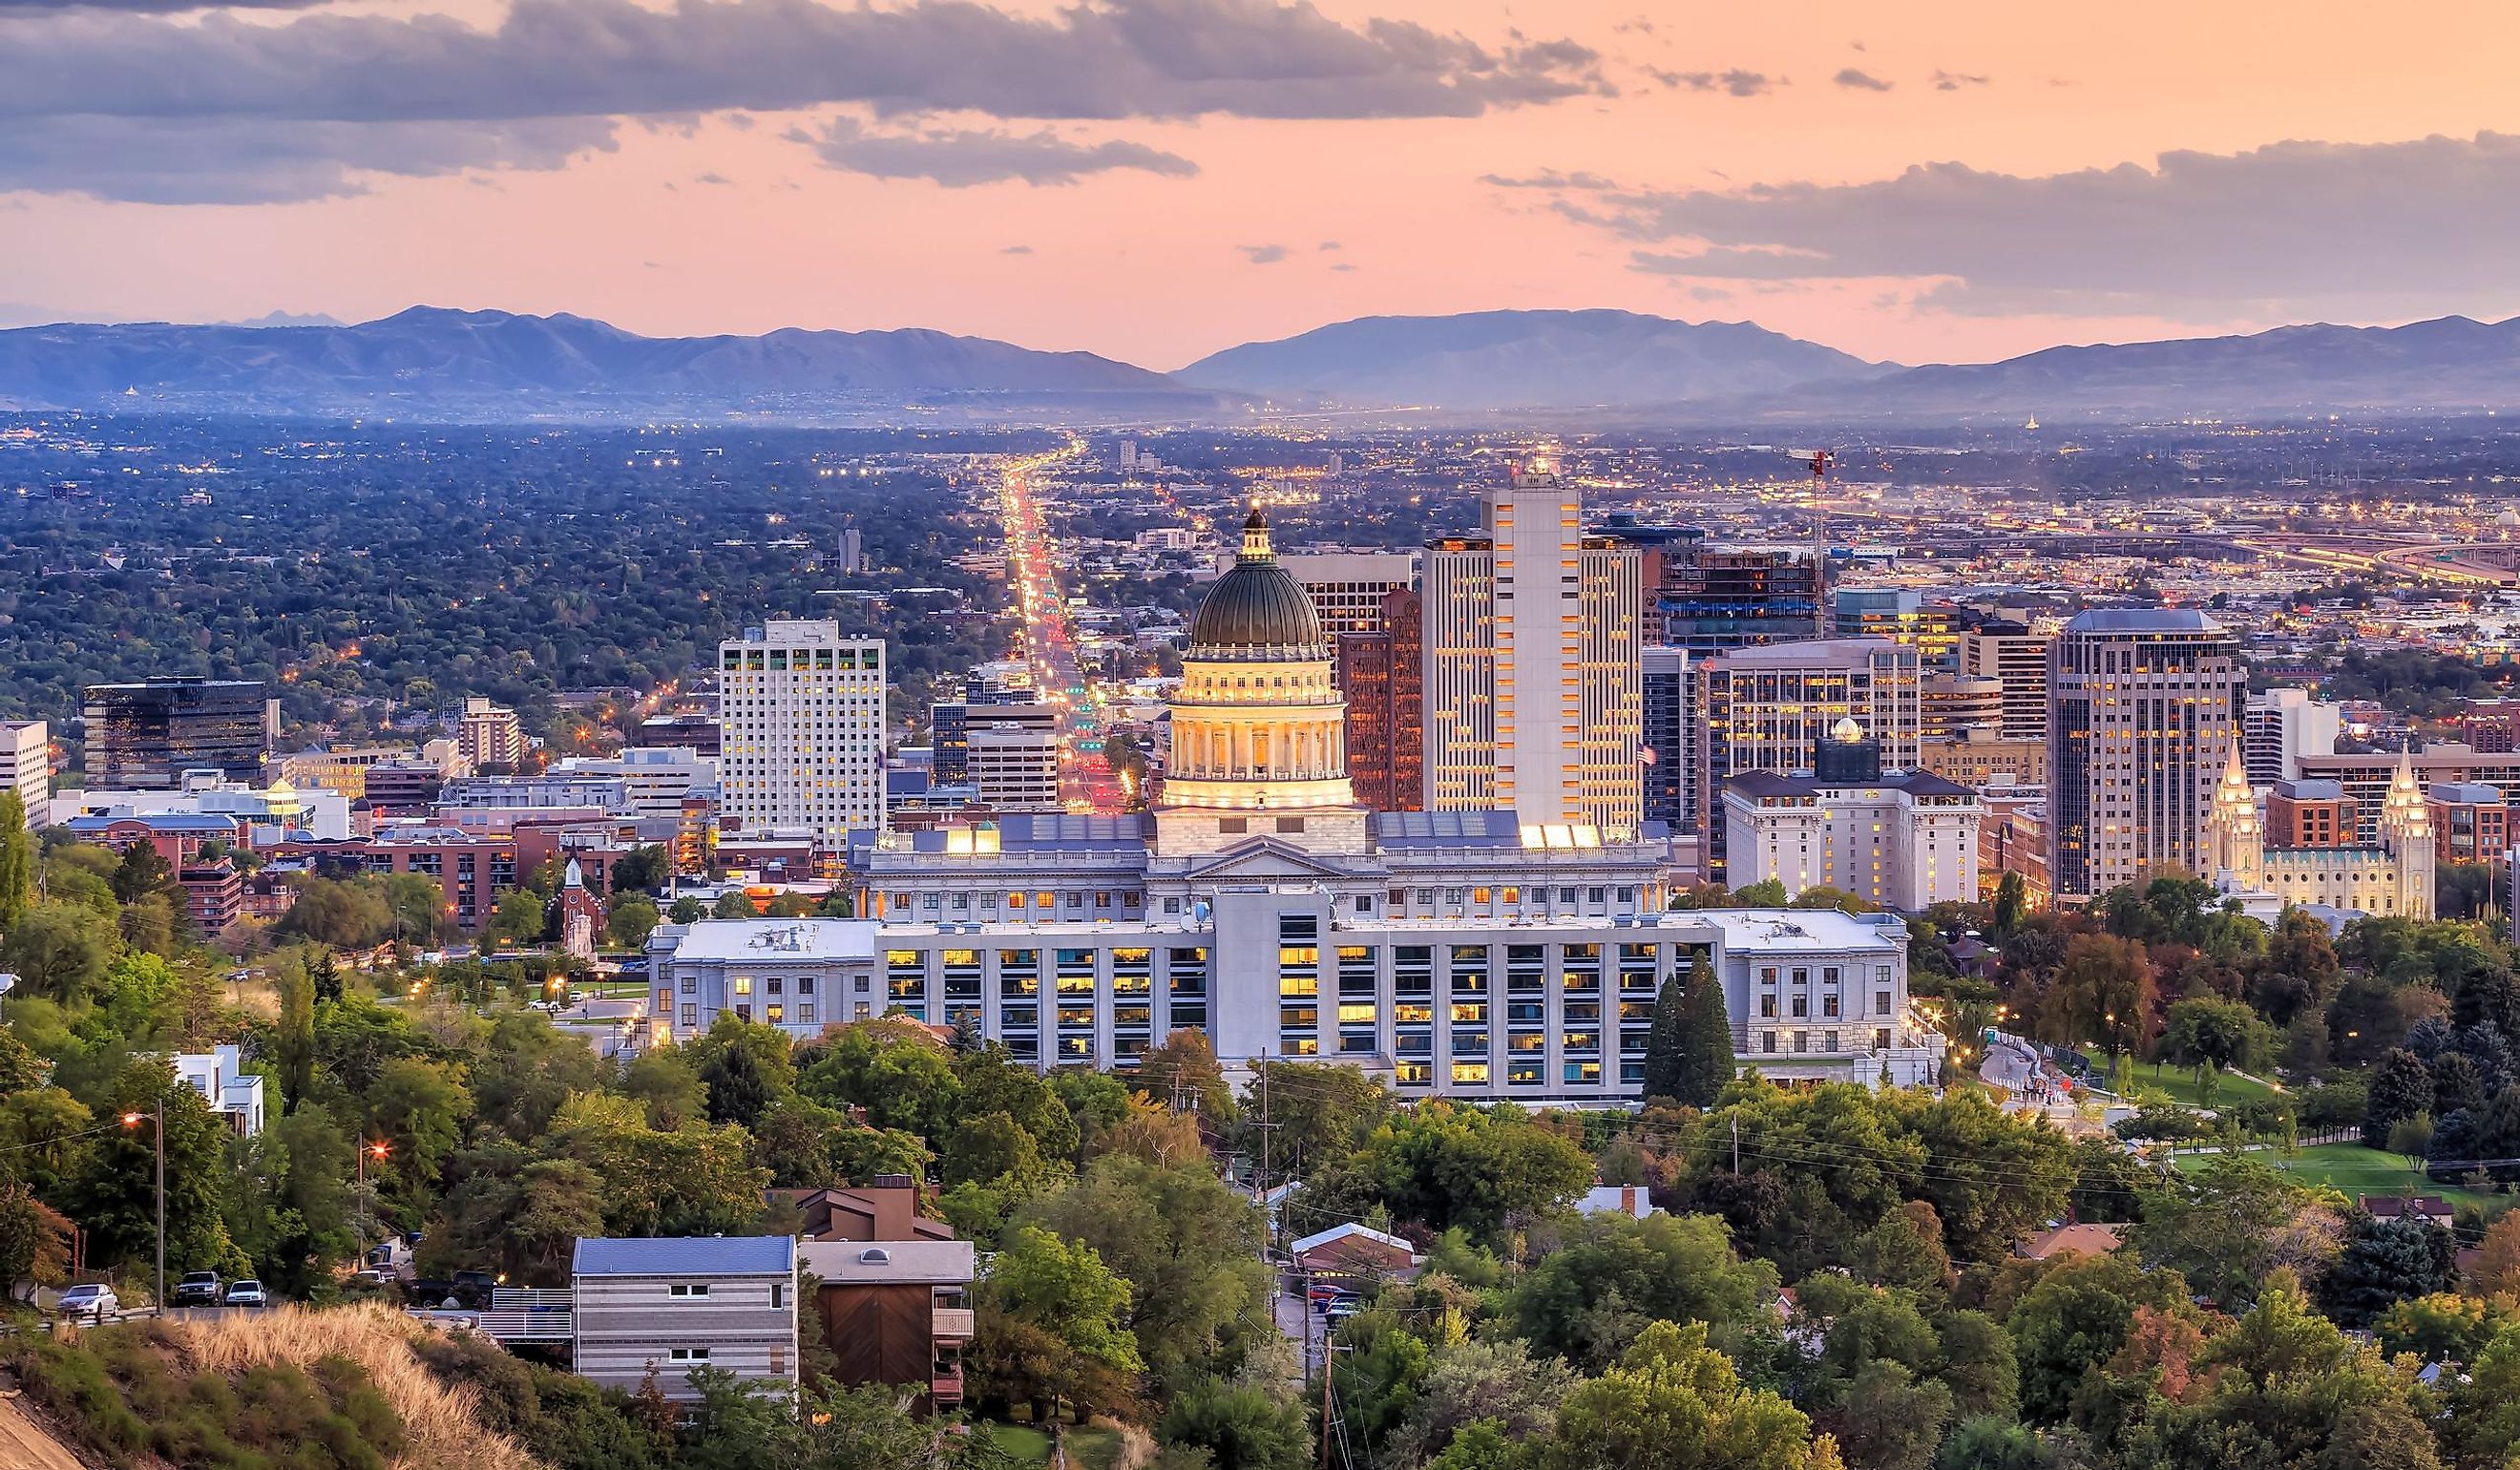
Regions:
[[1423, 456, 1643, 835], [2380, 747, 2437, 919], [717, 620, 888, 839], [2205, 743, 2263, 892]]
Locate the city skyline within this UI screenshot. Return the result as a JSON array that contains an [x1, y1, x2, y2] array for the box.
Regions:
[[4, 0, 2519, 370]]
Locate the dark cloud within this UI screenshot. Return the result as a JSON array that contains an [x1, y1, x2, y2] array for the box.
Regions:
[[1317, 240, 1341, 251], [1001, 244, 1034, 255], [0, 115, 611, 203], [1833, 68, 1893, 91], [1480, 168, 1617, 191], [790, 117, 1197, 187], [1567, 130, 2520, 319], [1654, 68, 1776, 97], [1932, 70, 1990, 91], [0, 0, 1604, 125], [0, 0, 324, 10], [1240, 243, 1290, 264], [0, 0, 1604, 201]]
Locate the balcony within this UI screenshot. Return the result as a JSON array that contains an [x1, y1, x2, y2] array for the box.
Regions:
[[932, 1307, 976, 1341], [931, 1364, 965, 1405]]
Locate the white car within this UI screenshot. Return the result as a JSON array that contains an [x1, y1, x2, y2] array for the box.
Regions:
[[222, 1280, 269, 1309], [55, 1283, 117, 1321]]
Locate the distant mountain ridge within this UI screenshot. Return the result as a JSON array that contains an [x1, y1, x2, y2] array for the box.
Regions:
[[1179, 307, 1896, 410], [0, 306, 1198, 418], [3, 304, 2517, 422]]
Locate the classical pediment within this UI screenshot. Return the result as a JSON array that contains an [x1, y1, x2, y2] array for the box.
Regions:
[[1167, 837, 1384, 883]]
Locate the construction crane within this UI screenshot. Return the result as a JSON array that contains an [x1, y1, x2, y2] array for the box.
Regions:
[[1786, 448, 1835, 615]]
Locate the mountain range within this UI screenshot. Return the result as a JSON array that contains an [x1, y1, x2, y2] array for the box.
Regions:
[[2, 304, 2518, 422]]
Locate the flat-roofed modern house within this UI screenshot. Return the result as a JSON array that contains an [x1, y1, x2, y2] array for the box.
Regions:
[[571, 1236, 798, 1400]]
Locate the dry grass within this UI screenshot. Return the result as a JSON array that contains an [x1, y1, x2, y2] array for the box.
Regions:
[[178, 1305, 541, 1470]]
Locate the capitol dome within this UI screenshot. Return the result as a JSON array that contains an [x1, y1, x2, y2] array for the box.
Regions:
[[1186, 509, 1326, 659], [1831, 716, 1867, 744]]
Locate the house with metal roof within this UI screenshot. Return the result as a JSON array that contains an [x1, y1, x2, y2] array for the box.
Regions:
[[570, 1236, 798, 1401]]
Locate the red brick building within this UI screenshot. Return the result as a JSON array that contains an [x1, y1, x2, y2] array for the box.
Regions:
[[1335, 587, 1423, 812]]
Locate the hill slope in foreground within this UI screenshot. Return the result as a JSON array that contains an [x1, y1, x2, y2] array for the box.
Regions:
[[1, 1306, 536, 1470]]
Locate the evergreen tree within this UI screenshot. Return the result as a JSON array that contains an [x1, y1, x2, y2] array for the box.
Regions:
[[310, 947, 344, 1005], [1990, 871, 2026, 938], [2365, 1048, 2434, 1150], [1645, 968, 1736, 1107], [2323, 1210, 2459, 1328], [2434, 1050, 2489, 1123], [0, 788, 32, 929], [1642, 973, 1690, 1103], [110, 839, 177, 905]]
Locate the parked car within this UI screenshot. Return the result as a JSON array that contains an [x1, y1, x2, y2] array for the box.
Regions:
[[405, 1278, 458, 1308], [222, 1280, 268, 1309], [452, 1270, 498, 1307], [171, 1270, 223, 1308], [55, 1284, 117, 1321]]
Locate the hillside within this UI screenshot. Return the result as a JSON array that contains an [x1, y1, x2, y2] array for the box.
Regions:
[[1178, 307, 1894, 410], [0, 307, 1209, 419]]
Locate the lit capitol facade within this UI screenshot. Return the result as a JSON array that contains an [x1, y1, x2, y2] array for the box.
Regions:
[[651, 508, 1945, 1099]]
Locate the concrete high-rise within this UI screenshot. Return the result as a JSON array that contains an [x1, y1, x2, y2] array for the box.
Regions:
[[1424, 459, 1644, 835], [1960, 620, 2054, 743], [2048, 610, 2245, 900], [82, 678, 276, 789], [457, 697, 526, 769], [1, 720, 50, 827], [2243, 687, 2342, 785], [1276, 551, 1421, 639], [1692, 639, 1922, 878], [718, 620, 888, 839], [1335, 588, 1423, 812]]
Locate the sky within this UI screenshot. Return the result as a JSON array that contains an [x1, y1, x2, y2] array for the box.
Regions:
[[1, 0, 2517, 370]]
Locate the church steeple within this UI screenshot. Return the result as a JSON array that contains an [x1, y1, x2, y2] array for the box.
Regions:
[[2206, 740, 2262, 892]]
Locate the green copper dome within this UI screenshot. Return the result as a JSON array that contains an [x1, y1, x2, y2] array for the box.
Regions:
[[1186, 508, 1327, 659]]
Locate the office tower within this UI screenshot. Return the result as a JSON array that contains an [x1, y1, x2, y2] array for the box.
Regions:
[[933, 700, 1056, 787], [964, 723, 1062, 811], [457, 697, 526, 769], [1659, 546, 1824, 651], [1, 721, 49, 827], [1832, 589, 1963, 671], [1277, 551, 1421, 638], [1118, 440, 1139, 472], [833, 528, 866, 575], [2243, 687, 2342, 784], [633, 712, 724, 758], [2048, 610, 2244, 900], [1692, 639, 1922, 873], [1335, 588, 1423, 812], [1424, 460, 1644, 835], [1921, 674, 2006, 741], [1960, 620, 2054, 742], [964, 662, 1035, 704], [718, 620, 888, 838], [82, 678, 275, 789], [1641, 647, 1693, 830]]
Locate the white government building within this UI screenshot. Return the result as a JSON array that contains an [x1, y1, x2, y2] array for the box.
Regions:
[[650, 507, 1943, 1099]]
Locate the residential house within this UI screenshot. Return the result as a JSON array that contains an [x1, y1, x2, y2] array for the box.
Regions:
[[1289, 1222, 1421, 1282], [571, 1236, 799, 1401], [798, 1235, 976, 1412], [173, 1045, 265, 1136]]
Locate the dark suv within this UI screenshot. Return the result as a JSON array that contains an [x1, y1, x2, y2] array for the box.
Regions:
[[452, 1270, 498, 1308], [171, 1271, 223, 1308]]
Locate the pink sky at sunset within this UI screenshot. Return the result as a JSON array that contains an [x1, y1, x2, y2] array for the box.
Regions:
[[0, 0, 2514, 370]]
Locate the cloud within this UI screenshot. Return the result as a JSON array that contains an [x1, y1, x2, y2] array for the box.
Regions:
[[0, 115, 612, 203], [1655, 68, 1776, 97], [1559, 130, 2520, 320], [0, 0, 1605, 201], [1480, 168, 1617, 190], [1833, 68, 1893, 91], [1239, 243, 1289, 264], [1001, 244, 1034, 255], [0, 0, 324, 10], [791, 116, 1197, 187], [1932, 70, 1990, 91], [1317, 240, 1341, 251]]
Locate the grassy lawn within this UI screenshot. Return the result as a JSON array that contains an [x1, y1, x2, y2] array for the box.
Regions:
[[2119, 1063, 2283, 1109], [985, 1421, 1127, 1468], [2175, 1142, 2501, 1209]]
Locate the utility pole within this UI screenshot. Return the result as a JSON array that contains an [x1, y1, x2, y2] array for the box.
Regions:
[[1319, 1336, 1335, 1470], [121, 1099, 164, 1316]]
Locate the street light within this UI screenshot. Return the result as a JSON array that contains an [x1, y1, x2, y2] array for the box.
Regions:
[[119, 1102, 163, 1317], [358, 1140, 389, 1245]]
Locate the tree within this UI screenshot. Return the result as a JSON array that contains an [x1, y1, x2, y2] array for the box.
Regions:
[[270, 962, 316, 1111], [2127, 1154, 2339, 1312], [2035, 934, 2151, 1061], [973, 1225, 1144, 1421], [1229, 1060, 1387, 1174], [1509, 1212, 1779, 1369], [610, 844, 672, 895], [0, 901, 117, 1003], [541, 1092, 769, 1238], [2374, 1292, 2510, 1364], [607, 896, 662, 951], [2431, 1049, 2488, 1122], [2160, 996, 2268, 1075], [109, 839, 178, 906], [2005, 1251, 2194, 1424], [667, 894, 705, 924], [0, 1180, 74, 1302], [1936, 1418, 2062, 1470], [800, 1016, 962, 1139], [2322, 1210, 2458, 1328], [1155, 1374, 1310, 1470], [1135, 1029, 1238, 1126], [66, 1059, 244, 1281], [712, 890, 759, 919], [2365, 1048, 2434, 1149], [2468, 1209, 2520, 1298], [1643, 969, 1733, 1108], [1347, 1101, 1595, 1244], [0, 788, 32, 929], [1989, 872, 2026, 938], [1382, 1337, 1574, 1469], [1527, 1319, 1838, 1470], [1832, 1360, 1952, 1470], [485, 888, 551, 948]]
